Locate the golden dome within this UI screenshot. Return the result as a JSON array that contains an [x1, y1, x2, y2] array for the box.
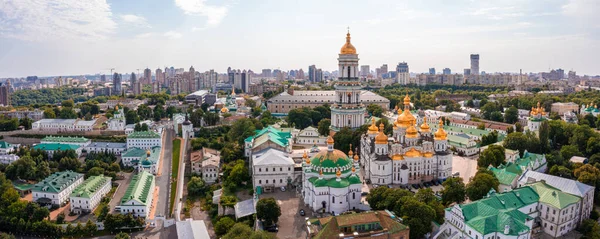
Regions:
[[303, 151, 308, 158], [353, 153, 359, 161], [319, 169, 323, 176], [403, 93, 411, 105], [351, 166, 356, 173], [404, 147, 422, 157], [336, 168, 342, 177], [327, 135, 335, 144], [375, 125, 388, 144], [406, 120, 419, 138], [340, 32, 357, 54], [423, 152, 434, 158], [368, 118, 379, 134], [348, 144, 354, 157], [434, 119, 448, 140], [396, 107, 416, 128], [146, 149, 151, 156], [392, 154, 404, 160], [220, 107, 229, 113], [420, 117, 431, 133]]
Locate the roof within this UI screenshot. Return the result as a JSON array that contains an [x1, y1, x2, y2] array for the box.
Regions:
[[489, 166, 519, 186], [234, 198, 256, 219], [253, 149, 294, 166], [245, 126, 292, 148], [310, 149, 351, 170], [12, 181, 34, 191], [308, 174, 361, 188], [32, 171, 84, 194], [86, 142, 127, 149], [518, 170, 594, 198], [269, 90, 390, 105], [0, 141, 13, 149], [34, 119, 77, 125], [122, 147, 161, 167], [569, 156, 588, 164], [528, 182, 580, 209], [33, 143, 80, 151], [313, 211, 408, 239], [458, 187, 539, 236], [74, 119, 97, 126], [127, 130, 161, 139], [176, 220, 210, 239], [71, 175, 111, 199], [202, 153, 220, 167], [120, 171, 155, 205], [42, 136, 90, 143]]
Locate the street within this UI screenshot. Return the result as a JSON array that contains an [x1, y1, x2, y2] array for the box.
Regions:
[[155, 126, 174, 219]]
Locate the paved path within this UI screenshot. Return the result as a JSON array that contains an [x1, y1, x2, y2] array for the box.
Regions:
[[155, 127, 174, 218], [174, 137, 187, 221], [109, 172, 133, 213]]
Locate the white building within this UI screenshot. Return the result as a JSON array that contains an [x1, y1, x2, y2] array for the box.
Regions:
[[32, 119, 97, 132], [0, 141, 18, 155], [294, 126, 327, 146], [32, 170, 84, 206], [202, 151, 220, 184], [527, 102, 548, 132], [85, 142, 128, 155], [119, 171, 155, 218], [33, 143, 83, 158], [40, 136, 91, 148], [252, 148, 295, 192], [126, 131, 162, 149], [0, 154, 20, 164], [70, 175, 112, 214], [107, 106, 126, 131], [302, 136, 363, 215], [122, 147, 161, 175]]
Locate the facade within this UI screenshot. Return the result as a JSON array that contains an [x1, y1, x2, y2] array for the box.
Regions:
[[306, 211, 409, 239], [0, 154, 19, 164], [266, 90, 389, 114], [70, 175, 112, 214], [32, 119, 97, 132], [396, 62, 409, 85], [122, 146, 161, 175], [190, 151, 203, 174], [0, 82, 10, 106], [119, 171, 155, 218], [107, 106, 126, 131], [184, 90, 217, 106], [32, 170, 84, 206], [361, 95, 453, 186], [437, 181, 584, 239], [201, 151, 220, 184], [85, 142, 127, 155], [527, 102, 548, 132], [470, 54, 480, 75], [517, 171, 595, 226], [562, 111, 578, 124], [112, 73, 122, 95], [33, 143, 82, 158], [489, 151, 548, 192], [302, 136, 363, 215], [252, 148, 295, 192], [41, 136, 91, 148], [126, 131, 162, 149], [551, 102, 578, 115], [330, 31, 365, 132], [244, 126, 293, 158], [295, 126, 327, 145]]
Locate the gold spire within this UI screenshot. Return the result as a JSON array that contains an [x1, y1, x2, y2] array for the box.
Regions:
[[351, 166, 356, 173], [327, 135, 334, 144], [348, 144, 353, 157], [353, 153, 359, 161], [403, 93, 411, 105], [375, 124, 388, 144], [404, 147, 422, 157], [434, 119, 448, 140], [420, 117, 431, 133], [368, 118, 378, 134], [336, 168, 342, 177], [406, 119, 419, 138], [319, 169, 323, 176], [340, 30, 357, 54]]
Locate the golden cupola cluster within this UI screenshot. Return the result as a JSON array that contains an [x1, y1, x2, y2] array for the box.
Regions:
[[434, 119, 448, 140], [375, 123, 388, 144], [395, 93, 416, 128], [303, 151, 310, 164], [368, 118, 379, 134], [340, 31, 357, 54], [420, 117, 431, 133], [530, 102, 547, 116]]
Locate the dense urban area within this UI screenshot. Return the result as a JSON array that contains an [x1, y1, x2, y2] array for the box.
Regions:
[[0, 31, 599, 239]]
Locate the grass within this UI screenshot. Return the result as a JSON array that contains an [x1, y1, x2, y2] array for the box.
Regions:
[[170, 138, 182, 215]]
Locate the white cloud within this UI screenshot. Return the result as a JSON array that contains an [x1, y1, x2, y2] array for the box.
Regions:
[[136, 32, 155, 38], [562, 0, 599, 18], [174, 0, 228, 27], [0, 0, 116, 41], [120, 14, 151, 28], [164, 31, 182, 39]]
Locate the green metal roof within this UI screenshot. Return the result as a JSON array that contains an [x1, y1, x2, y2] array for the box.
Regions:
[[307, 175, 361, 188], [127, 131, 161, 139], [32, 170, 83, 194], [245, 126, 292, 147], [71, 175, 111, 199], [0, 141, 13, 149], [33, 143, 80, 151], [120, 171, 154, 206], [310, 150, 351, 171], [528, 182, 580, 209], [13, 181, 34, 191], [122, 147, 147, 158], [41, 136, 90, 143], [458, 187, 539, 236], [489, 166, 519, 186]]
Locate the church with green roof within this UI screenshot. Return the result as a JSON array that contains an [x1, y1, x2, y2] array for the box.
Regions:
[[302, 135, 363, 215]]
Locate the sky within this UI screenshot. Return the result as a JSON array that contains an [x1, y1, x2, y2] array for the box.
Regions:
[[0, 0, 599, 78]]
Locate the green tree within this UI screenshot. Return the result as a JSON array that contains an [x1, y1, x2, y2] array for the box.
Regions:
[[503, 106, 518, 123], [441, 177, 466, 205], [579, 219, 600, 239], [125, 110, 140, 124], [56, 212, 65, 224], [366, 104, 384, 117], [187, 176, 206, 197], [560, 145, 582, 162], [227, 118, 257, 145], [317, 119, 331, 136], [549, 165, 573, 179], [222, 223, 254, 239], [503, 132, 529, 156], [214, 217, 236, 236], [398, 197, 435, 239], [538, 120, 551, 153], [115, 232, 131, 239], [466, 172, 499, 201], [480, 131, 499, 147], [574, 164, 600, 187], [61, 99, 74, 108], [256, 197, 282, 226], [85, 220, 97, 236], [245, 99, 257, 108], [478, 145, 506, 168], [58, 157, 81, 171], [43, 108, 56, 118], [219, 196, 238, 217]]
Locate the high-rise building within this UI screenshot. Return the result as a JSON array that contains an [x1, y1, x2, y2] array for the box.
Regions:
[[297, 69, 305, 80], [464, 68, 471, 75], [112, 73, 122, 96], [396, 62, 409, 85], [261, 69, 272, 78], [429, 68, 436, 75], [360, 65, 370, 78], [470, 54, 480, 75], [443, 68, 451, 75], [0, 82, 10, 106], [144, 68, 152, 84], [331, 31, 365, 132], [308, 65, 317, 82], [130, 72, 139, 95], [100, 74, 106, 82], [155, 68, 164, 85]]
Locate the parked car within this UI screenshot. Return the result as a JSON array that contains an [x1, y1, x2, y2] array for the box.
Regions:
[[281, 186, 286, 192], [265, 225, 279, 232], [299, 209, 305, 216], [361, 192, 368, 196]]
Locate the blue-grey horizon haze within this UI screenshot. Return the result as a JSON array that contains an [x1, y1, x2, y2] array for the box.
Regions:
[[0, 0, 598, 78]]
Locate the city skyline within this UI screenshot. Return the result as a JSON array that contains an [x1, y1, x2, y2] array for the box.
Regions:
[[0, 0, 599, 78]]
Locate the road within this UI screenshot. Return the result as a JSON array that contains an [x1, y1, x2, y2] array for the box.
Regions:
[[174, 137, 187, 221], [155, 126, 174, 219]]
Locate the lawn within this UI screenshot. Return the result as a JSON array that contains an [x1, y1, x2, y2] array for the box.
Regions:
[[170, 138, 182, 215]]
